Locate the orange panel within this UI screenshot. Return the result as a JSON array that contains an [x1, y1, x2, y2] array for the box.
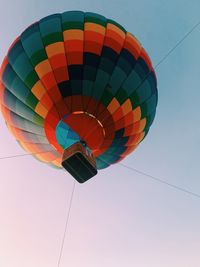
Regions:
[[121, 99, 132, 115]]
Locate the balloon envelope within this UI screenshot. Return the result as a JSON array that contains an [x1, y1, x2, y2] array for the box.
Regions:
[[0, 11, 158, 171]]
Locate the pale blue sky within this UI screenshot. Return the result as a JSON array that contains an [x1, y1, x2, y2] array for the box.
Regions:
[[0, 0, 200, 267]]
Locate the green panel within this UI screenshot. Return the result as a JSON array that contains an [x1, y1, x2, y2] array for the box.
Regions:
[[42, 32, 63, 46], [30, 49, 47, 66], [115, 88, 128, 105], [62, 21, 84, 30], [8, 41, 23, 64], [122, 69, 142, 95], [21, 31, 44, 58], [93, 70, 110, 100], [140, 93, 158, 117], [100, 88, 114, 107], [25, 93, 38, 109], [107, 19, 126, 33], [129, 80, 154, 109], [24, 71, 39, 88], [12, 53, 34, 80], [109, 66, 127, 94], [85, 12, 107, 27], [82, 80, 94, 97], [11, 76, 30, 100], [39, 15, 62, 36], [62, 11, 84, 30], [99, 57, 115, 74], [2, 65, 15, 88], [10, 110, 44, 135]]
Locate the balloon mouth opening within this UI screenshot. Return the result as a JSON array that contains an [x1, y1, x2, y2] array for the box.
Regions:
[[72, 111, 106, 137]]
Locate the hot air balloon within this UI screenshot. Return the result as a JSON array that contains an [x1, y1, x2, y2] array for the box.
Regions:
[[0, 11, 158, 183]]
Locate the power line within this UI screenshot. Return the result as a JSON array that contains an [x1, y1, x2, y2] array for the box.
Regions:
[[118, 162, 200, 199], [155, 20, 200, 69], [0, 150, 54, 160], [57, 180, 76, 267]]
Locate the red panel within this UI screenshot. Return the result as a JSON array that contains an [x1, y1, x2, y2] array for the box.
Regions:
[[140, 48, 153, 71], [67, 51, 83, 65], [124, 33, 141, 59], [70, 96, 83, 111], [48, 85, 62, 103], [0, 57, 8, 79], [65, 40, 83, 53], [49, 54, 68, 69], [104, 37, 122, 54], [53, 67, 69, 83], [41, 72, 57, 89]]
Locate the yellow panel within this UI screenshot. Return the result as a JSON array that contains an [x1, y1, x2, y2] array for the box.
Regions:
[[121, 99, 132, 115], [35, 102, 48, 118], [127, 32, 141, 46], [107, 23, 125, 39], [107, 98, 120, 114], [45, 42, 65, 57], [63, 29, 83, 41], [132, 106, 141, 122], [137, 118, 146, 133], [85, 23, 105, 34], [35, 60, 52, 78], [31, 80, 46, 100]]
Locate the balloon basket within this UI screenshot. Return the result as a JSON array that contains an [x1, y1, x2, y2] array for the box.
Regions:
[[61, 142, 97, 183]]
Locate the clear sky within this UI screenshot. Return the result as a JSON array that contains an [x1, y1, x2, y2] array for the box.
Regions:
[[0, 0, 200, 267]]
